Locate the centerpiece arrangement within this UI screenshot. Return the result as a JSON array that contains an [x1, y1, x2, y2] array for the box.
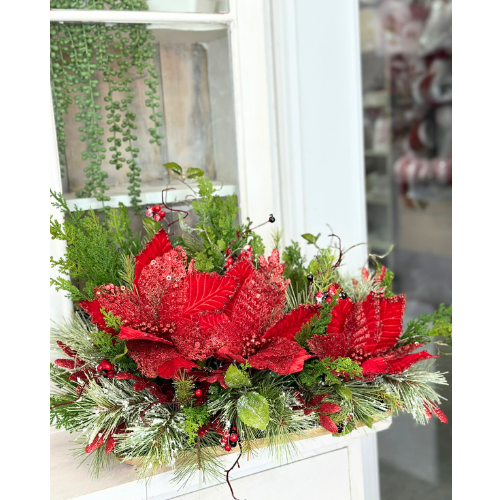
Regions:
[[50, 165, 451, 498]]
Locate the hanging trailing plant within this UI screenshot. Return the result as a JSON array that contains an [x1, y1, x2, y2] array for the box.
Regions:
[[50, 0, 163, 213]]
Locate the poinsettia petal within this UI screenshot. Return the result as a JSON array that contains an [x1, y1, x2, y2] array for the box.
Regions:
[[134, 229, 173, 290], [85, 433, 105, 453], [79, 299, 114, 333], [126, 341, 182, 378], [248, 338, 313, 375], [362, 350, 437, 376], [118, 326, 173, 345], [308, 333, 342, 361], [216, 347, 246, 365], [307, 394, 328, 408], [326, 297, 354, 335], [320, 403, 342, 414], [198, 313, 228, 331], [182, 273, 238, 316], [186, 368, 229, 389], [224, 258, 255, 318], [371, 294, 406, 354], [157, 357, 198, 379], [319, 414, 339, 433], [262, 305, 319, 340], [350, 293, 382, 355]]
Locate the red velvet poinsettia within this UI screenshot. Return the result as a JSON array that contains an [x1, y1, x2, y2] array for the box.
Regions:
[[79, 229, 240, 379], [199, 251, 318, 375], [308, 290, 436, 377]]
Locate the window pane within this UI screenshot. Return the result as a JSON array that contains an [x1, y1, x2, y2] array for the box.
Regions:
[[146, 0, 228, 13], [50, 22, 237, 207]]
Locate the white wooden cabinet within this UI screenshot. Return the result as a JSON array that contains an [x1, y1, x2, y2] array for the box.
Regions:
[[51, 419, 391, 500]]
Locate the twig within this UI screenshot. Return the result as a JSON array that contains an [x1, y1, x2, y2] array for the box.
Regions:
[[225, 443, 244, 500]]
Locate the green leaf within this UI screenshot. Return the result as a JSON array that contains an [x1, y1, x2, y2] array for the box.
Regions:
[[237, 392, 269, 430], [163, 162, 183, 175], [301, 233, 320, 245], [186, 167, 204, 179], [335, 385, 352, 401], [225, 364, 251, 388]]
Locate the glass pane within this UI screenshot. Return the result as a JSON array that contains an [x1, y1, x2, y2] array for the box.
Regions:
[[146, 0, 229, 13], [50, 1, 229, 13], [358, 0, 452, 498], [50, 22, 237, 208]]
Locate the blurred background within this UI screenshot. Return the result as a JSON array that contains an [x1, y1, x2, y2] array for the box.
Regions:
[[358, 1, 451, 499]]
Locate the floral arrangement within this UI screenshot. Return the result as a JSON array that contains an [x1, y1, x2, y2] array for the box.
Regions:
[[50, 166, 452, 498]]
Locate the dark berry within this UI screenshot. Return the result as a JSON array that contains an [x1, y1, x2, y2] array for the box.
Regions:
[[269, 214, 276, 223], [339, 292, 348, 299], [230, 440, 238, 448], [307, 274, 314, 282]]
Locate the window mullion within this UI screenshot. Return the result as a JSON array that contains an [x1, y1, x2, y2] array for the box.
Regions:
[[49, 9, 233, 25]]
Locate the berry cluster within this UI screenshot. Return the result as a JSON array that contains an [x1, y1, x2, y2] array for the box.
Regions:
[[220, 426, 240, 452], [315, 284, 348, 304], [96, 359, 116, 378], [224, 245, 253, 269], [146, 204, 166, 222]]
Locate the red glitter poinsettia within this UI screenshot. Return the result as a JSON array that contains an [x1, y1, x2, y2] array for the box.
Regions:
[[200, 251, 318, 375], [79, 229, 240, 379], [308, 290, 436, 377]]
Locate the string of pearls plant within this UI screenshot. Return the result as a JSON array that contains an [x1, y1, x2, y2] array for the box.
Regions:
[[50, 0, 163, 213]]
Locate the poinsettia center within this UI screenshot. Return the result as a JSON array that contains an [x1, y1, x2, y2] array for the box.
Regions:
[[136, 320, 176, 338], [241, 332, 270, 358]]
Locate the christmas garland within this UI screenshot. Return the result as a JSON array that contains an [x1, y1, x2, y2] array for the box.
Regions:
[[50, 166, 452, 498]]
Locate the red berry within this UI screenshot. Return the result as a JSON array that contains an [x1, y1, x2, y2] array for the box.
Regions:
[[154, 214, 162, 222], [326, 297, 332, 304], [158, 210, 166, 218], [154, 204, 161, 212], [227, 257, 233, 265], [315, 292, 323, 299], [97, 364, 104, 372], [195, 389, 203, 397], [225, 248, 231, 255], [224, 444, 232, 452], [229, 433, 238, 443], [221, 438, 228, 445], [100, 359, 113, 370], [230, 426, 237, 432], [222, 431, 229, 439], [107, 370, 115, 378]]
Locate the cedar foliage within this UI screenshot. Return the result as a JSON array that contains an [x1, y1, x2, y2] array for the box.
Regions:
[[50, 190, 141, 301], [177, 176, 265, 273]]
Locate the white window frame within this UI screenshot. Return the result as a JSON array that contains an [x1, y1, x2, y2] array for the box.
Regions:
[[49, 0, 281, 321]]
